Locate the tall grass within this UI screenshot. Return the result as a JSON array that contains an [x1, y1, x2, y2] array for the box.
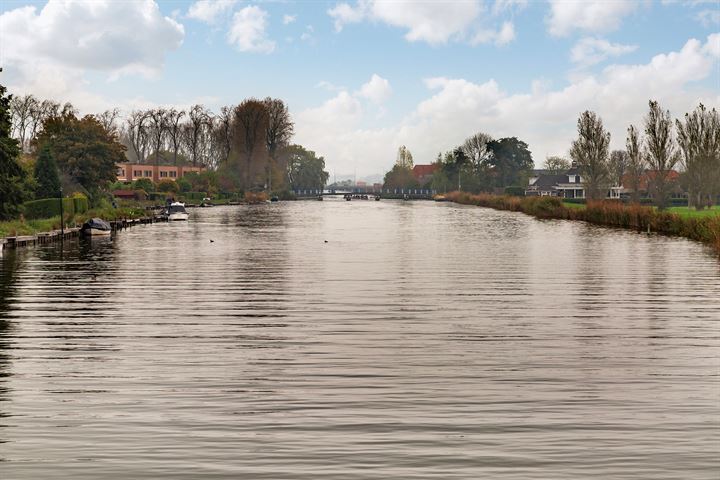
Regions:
[[445, 192, 720, 254]]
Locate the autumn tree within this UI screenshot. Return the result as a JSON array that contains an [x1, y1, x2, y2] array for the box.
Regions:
[[232, 99, 269, 189], [543, 156, 571, 173], [644, 100, 678, 210], [34, 144, 61, 199], [676, 103, 720, 209], [569, 111, 611, 201], [0, 85, 31, 220], [396, 145, 414, 169], [625, 124, 646, 203]]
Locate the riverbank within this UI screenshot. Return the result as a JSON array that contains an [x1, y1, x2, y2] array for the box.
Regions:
[[0, 206, 149, 247], [446, 191, 720, 254]]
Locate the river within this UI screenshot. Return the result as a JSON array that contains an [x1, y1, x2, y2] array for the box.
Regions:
[[1, 200, 719, 479]]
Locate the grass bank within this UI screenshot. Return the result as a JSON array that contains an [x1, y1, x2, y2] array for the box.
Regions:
[[0, 206, 147, 239], [447, 192, 720, 254]]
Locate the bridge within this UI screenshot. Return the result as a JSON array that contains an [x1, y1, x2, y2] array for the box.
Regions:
[[293, 188, 437, 200]]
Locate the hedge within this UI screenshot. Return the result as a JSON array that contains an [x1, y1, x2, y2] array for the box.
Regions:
[[23, 196, 89, 220]]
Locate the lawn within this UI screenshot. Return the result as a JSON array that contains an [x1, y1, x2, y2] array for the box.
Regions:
[[666, 206, 720, 218]]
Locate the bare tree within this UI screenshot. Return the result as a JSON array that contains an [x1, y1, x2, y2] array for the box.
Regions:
[[543, 156, 571, 173], [147, 108, 168, 167], [125, 110, 150, 163], [165, 108, 186, 165], [570, 110, 611, 201], [182, 105, 211, 167], [95, 108, 121, 136], [625, 124, 646, 204], [10, 94, 37, 152], [676, 103, 720, 209], [232, 99, 269, 189], [216, 105, 234, 164], [462, 132, 493, 169], [644, 100, 678, 210]]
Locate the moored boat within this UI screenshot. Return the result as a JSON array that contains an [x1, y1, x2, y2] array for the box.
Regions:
[[167, 202, 189, 221], [81, 218, 112, 236]]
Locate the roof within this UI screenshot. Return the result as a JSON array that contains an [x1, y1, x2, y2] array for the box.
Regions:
[[531, 174, 567, 190], [112, 189, 137, 197], [412, 164, 438, 178]]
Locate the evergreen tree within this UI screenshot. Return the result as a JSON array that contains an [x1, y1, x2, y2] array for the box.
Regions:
[[34, 144, 61, 199], [0, 83, 31, 220]]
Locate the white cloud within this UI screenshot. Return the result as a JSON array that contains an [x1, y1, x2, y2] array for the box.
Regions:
[[283, 14, 297, 25], [571, 37, 638, 68], [358, 74, 392, 104], [327, 2, 367, 32], [187, 0, 237, 23], [472, 21, 515, 46], [328, 0, 514, 46], [227, 5, 275, 53], [696, 9, 720, 26], [296, 35, 719, 175], [492, 0, 528, 14], [370, 0, 481, 44], [547, 0, 640, 37], [0, 0, 184, 78]]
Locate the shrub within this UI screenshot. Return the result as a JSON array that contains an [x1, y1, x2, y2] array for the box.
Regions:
[[133, 178, 154, 193], [245, 191, 268, 204], [23, 197, 75, 220], [72, 193, 89, 214], [157, 179, 179, 193], [504, 186, 525, 197]]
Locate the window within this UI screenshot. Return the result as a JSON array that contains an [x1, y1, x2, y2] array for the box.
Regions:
[[160, 171, 168, 178], [134, 170, 142, 177], [170, 171, 177, 178], [117, 168, 125, 176], [144, 170, 152, 177]]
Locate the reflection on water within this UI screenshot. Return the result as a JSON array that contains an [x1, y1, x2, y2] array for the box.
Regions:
[[0, 200, 718, 479]]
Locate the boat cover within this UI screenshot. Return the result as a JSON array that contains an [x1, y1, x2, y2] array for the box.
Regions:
[[83, 218, 112, 231]]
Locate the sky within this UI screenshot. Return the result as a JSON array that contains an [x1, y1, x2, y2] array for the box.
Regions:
[[1, 0, 718, 178]]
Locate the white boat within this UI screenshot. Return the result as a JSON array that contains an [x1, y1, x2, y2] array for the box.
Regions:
[[81, 218, 112, 236], [167, 202, 189, 221]]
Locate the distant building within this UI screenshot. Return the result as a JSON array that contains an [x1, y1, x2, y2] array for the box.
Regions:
[[356, 180, 367, 188], [527, 166, 683, 200], [116, 163, 206, 184], [412, 164, 438, 185]]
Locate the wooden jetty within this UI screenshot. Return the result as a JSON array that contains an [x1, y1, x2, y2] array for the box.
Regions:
[[1, 216, 163, 250]]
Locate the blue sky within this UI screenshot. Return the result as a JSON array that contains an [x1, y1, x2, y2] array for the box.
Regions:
[[1, 0, 718, 177]]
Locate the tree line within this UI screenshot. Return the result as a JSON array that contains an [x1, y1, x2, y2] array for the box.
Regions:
[[383, 100, 719, 210], [384, 135, 533, 194], [1, 87, 331, 220], [568, 100, 719, 209]]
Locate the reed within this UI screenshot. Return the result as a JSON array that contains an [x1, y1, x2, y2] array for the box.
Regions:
[[445, 192, 720, 254]]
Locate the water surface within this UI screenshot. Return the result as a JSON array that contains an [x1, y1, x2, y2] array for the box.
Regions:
[[1, 200, 719, 479]]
